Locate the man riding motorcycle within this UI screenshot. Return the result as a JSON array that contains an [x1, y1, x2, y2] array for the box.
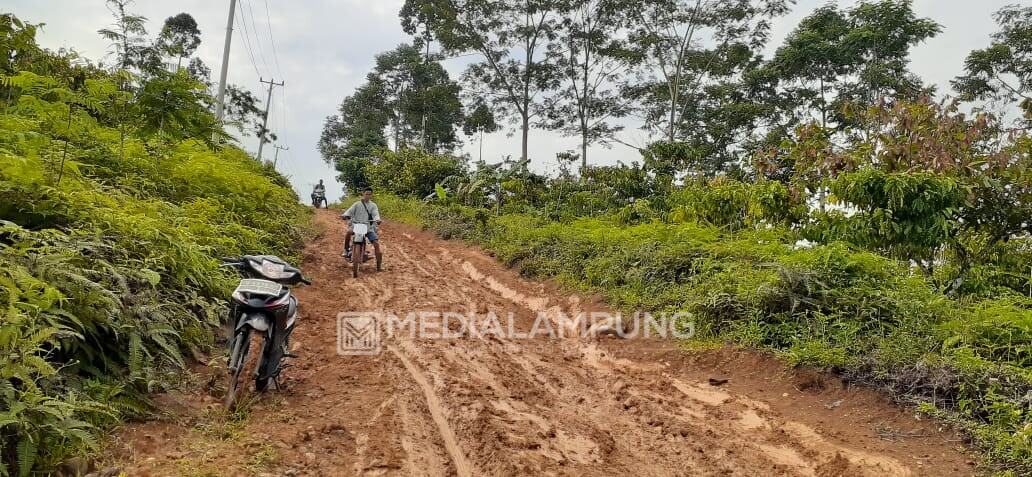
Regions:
[[311, 180, 327, 208], [341, 187, 383, 271]]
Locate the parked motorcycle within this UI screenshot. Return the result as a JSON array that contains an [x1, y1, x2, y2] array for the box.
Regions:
[[220, 255, 311, 408]]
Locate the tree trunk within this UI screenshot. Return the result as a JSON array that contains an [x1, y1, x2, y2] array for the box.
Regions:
[[521, 112, 530, 162], [581, 26, 590, 179], [581, 133, 588, 178], [495, 181, 503, 216], [820, 76, 827, 129], [394, 118, 400, 152], [945, 264, 969, 297], [667, 98, 677, 142]]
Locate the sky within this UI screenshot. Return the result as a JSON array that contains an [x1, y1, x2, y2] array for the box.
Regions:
[[5, 0, 1017, 203]]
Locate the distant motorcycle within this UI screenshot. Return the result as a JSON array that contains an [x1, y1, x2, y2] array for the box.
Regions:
[[311, 191, 327, 208], [220, 255, 311, 408]]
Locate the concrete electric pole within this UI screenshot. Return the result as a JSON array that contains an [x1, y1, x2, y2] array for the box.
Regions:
[[255, 77, 284, 162], [213, 0, 238, 144], [272, 144, 289, 169]]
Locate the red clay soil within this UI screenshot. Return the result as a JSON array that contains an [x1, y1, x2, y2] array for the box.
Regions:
[[106, 209, 978, 476]]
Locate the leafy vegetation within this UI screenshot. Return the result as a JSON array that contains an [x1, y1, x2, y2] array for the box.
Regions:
[[0, 12, 307, 475], [5, 0, 1032, 474]]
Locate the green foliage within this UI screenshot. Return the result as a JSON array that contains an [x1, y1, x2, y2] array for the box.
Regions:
[[668, 178, 805, 229], [462, 101, 498, 136], [155, 13, 201, 66], [0, 16, 308, 474], [614, 0, 795, 173], [318, 42, 464, 174], [0, 14, 41, 76], [365, 147, 461, 199], [782, 97, 1032, 296], [814, 169, 966, 271], [768, 0, 940, 130], [400, 0, 565, 161], [953, 4, 1032, 124]]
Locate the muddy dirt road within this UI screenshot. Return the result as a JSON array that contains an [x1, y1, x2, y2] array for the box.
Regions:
[[112, 209, 975, 476]]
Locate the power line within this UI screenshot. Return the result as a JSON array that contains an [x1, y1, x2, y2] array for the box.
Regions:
[[262, 0, 285, 78], [243, 0, 273, 77], [234, 2, 262, 77]]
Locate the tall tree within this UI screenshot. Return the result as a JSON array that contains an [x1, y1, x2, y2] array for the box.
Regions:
[[97, 0, 149, 72], [319, 44, 462, 162], [768, 0, 940, 131], [463, 100, 500, 162], [619, 0, 792, 143], [542, 0, 629, 173], [613, 0, 791, 175], [320, 45, 463, 190], [953, 4, 1032, 124], [401, 0, 566, 162], [374, 44, 464, 152], [156, 13, 201, 70], [767, 5, 852, 129], [318, 80, 390, 189]]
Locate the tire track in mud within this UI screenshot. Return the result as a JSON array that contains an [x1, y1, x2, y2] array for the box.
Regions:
[[387, 344, 473, 477], [109, 209, 976, 477]]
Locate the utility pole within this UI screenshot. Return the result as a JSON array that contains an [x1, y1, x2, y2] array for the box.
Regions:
[[272, 145, 289, 169], [213, 0, 238, 144], [255, 77, 284, 163]]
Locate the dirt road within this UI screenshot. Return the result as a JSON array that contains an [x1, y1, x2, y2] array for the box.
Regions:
[[111, 209, 976, 476]]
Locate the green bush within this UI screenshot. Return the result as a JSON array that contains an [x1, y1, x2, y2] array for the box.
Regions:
[[668, 178, 806, 229], [0, 32, 308, 474], [365, 148, 461, 199]]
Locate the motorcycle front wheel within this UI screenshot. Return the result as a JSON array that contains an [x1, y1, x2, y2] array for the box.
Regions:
[[352, 242, 364, 278], [255, 336, 274, 392], [225, 328, 252, 409]]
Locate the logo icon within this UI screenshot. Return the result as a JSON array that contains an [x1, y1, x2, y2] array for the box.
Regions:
[[337, 312, 382, 356]]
